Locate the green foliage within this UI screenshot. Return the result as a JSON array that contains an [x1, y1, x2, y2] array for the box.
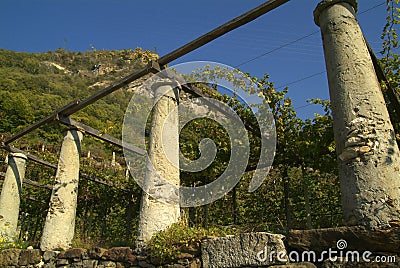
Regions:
[[0, 231, 29, 250], [148, 221, 233, 264], [178, 66, 340, 232], [381, 0, 400, 143], [0, 47, 153, 142]]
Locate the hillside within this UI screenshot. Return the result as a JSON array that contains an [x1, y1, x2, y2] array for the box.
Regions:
[[0, 47, 157, 142]]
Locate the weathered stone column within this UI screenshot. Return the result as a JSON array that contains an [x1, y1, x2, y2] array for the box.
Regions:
[[136, 78, 180, 244], [0, 153, 27, 240], [40, 128, 83, 250], [314, 0, 400, 228]]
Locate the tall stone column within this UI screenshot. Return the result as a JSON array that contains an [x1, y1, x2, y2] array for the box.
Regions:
[[314, 0, 400, 228], [0, 153, 27, 240], [40, 128, 83, 250], [136, 79, 180, 244]]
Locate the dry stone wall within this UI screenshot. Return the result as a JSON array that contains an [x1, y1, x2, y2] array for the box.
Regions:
[[0, 247, 201, 268], [0, 228, 399, 267]]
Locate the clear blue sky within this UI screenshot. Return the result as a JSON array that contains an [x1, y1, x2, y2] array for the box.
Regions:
[[0, 0, 392, 119]]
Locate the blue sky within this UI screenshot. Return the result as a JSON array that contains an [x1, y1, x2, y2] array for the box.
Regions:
[[0, 0, 392, 119]]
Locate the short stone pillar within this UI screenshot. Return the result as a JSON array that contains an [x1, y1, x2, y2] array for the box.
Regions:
[[314, 0, 400, 228], [136, 78, 180, 244], [40, 128, 83, 250], [0, 153, 27, 240]]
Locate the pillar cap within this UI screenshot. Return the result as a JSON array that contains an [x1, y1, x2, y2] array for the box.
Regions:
[[150, 77, 182, 101], [314, 0, 358, 26], [151, 77, 182, 91], [10, 152, 28, 160]]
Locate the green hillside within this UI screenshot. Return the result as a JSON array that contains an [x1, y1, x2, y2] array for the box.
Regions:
[[0, 47, 157, 142]]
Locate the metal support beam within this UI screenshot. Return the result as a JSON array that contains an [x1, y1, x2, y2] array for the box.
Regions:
[[181, 84, 261, 137], [1, 145, 129, 192], [59, 118, 145, 156], [1, 171, 52, 190], [3, 62, 160, 145], [62, 61, 161, 116], [365, 38, 400, 117], [2, 145, 57, 169], [4, 101, 79, 145]]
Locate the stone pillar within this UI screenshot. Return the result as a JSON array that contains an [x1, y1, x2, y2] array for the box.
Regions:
[[40, 128, 83, 250], [136, 78, 180, 244], [314, 0, 400, 228], [0, 153, 27, 240]]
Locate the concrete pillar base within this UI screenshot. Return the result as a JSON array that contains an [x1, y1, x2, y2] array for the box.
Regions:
[[136, 78, 181, 243], [40, 129, 83, 251], [314, 0, 400, 228], [0, 153, 27, 240]]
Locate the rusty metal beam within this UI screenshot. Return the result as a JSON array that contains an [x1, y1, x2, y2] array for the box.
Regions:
[[0, 170, 52, 191], [181, 84, 261, 136], [59, 117, 146, 156], [61, 61, 161, 117], [365, 38, 400, 117], [2, 144, 57, 169], [2, 62, 160, 144], [1, 145, 129, 192], [4, 101, 79, 145], [24, 178, 53, 191]]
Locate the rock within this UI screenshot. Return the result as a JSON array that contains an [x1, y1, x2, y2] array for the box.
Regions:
[[44, 261, 56, 268], [102, 247, 136, 264], [70, 260, 83, 267], [149, 255, 162, 266], [177, 258, 190, 266], [0, 249, 21, 266], [180, 244, 200, 255], [115, 262, 126, 268], [288, 226, 400, 254], [58, 248, 87, 259], [345, 137, 364, 147], [18, 249, 41, 265], [43, 251, 59, 262], [57, 258, 69, 265], [87, 247, 107, 259], [201, 232, 287, 268], [98, 260, 117, 267], [82, 259, 98, 268], [135, 255, 148, 261], [339, 147, 359, 161], [189, 258, 201, 268], [164, 264, 186, 268], [138, 260, 155, 268], [359, 146, 371, 154], [176, 252, 194, 260]]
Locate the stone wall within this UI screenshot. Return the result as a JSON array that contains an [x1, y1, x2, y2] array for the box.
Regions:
[[0, 247, 201, 268], [0, 227, 399, 267]]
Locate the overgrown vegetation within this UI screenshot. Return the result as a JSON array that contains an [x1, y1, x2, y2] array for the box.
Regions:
[[148, 221, 233, 264]]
